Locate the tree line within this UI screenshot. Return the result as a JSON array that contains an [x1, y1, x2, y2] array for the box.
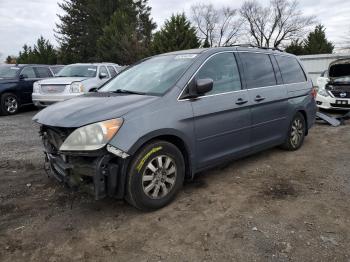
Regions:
[[5, 0, 335, 65]]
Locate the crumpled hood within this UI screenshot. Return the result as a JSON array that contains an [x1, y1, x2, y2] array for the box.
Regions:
[[37, 76, 90, 85], [33, 92, 159, 128], [328, 58, 350, 80]]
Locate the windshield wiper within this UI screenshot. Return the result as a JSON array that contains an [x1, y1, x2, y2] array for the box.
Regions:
[[112, 89, 146, 95]]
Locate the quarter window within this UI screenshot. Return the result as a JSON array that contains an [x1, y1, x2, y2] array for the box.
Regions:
[[240, 53, 277, 88], [275, 55, 307, 84], [20, 67, 36, 78], [196, 53, 241, 95]]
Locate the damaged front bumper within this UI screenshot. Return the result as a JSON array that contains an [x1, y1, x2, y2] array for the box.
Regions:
[[41, 126, 130, 200], [45, 151, 124, 200]]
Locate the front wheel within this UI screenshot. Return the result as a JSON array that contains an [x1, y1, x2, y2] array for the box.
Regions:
[[0, 93, 19, 115], [126, 141, 185, 211], [281, 112, 306, 151]]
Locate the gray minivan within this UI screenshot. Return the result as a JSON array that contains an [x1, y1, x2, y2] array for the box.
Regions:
[[33, 47, 317, 210]]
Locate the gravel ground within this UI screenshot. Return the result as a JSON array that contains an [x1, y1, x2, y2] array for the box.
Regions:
[[0, 108, 349, 262]]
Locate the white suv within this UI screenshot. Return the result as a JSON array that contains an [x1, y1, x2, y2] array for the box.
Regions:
[[316, 59, 350, 110], [32, 63, 122, 107]]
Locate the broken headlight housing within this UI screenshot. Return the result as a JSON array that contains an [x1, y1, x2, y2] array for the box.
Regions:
[[60, 118, 123, 151]]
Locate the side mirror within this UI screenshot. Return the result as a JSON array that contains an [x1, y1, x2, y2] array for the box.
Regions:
[[99, 72, 108, 79], [188, 78, 213, 98], [19, 74, 28, 80], [89, 87, 98, 92]]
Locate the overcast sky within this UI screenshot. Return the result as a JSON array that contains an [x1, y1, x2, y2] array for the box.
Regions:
[[0, 0, 349, 61]]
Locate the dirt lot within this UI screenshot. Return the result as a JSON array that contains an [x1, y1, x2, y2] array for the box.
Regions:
[[0, 108, 349, 262]]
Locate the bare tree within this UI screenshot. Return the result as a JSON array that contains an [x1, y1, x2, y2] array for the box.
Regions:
[[191, 3, 242, 47], [240, 0, 315, 48]]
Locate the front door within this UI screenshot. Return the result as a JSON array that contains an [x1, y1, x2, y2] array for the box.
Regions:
[[19, 66, 39, 104], [189, 52, 252, 169]]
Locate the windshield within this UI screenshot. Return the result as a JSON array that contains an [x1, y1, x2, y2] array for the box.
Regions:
[[99, 54, 197, 95], [0, 66, 20, 78], [57, 65, 97, 77]]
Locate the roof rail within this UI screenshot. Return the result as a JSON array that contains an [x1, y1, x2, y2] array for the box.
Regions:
[[230, 43, 284, 52]]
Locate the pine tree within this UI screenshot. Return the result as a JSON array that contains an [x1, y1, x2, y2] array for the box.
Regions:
[[285, 39, 305, 55], [56, 0, 155, 64], [152, 13, 200, 54], [55, 0, 91, 63], [16, 37, 57, 64], [96, 0, 156, 64], [303, 25, 334, 54]]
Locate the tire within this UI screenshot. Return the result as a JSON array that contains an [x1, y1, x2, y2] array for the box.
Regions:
[[126, 140, 185, 211], [0, 93, 19, 115], [281, 112, 306, 151]]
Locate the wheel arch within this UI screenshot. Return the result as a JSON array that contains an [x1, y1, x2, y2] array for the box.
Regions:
[[297, 109, 308, 136], [127, 131, 194, 180]]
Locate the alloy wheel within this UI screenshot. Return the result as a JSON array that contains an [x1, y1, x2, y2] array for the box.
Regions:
[[142, 155, 177, 199], [4, 96, 18, 113], [290, 118, 304, 148]]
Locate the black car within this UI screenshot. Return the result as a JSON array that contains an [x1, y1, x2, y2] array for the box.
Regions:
[[0, 64, 53, 115]]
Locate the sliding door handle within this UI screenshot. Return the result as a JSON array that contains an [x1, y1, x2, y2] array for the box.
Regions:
[[254, 95, 265, 102], [235, 98, 248, 105]]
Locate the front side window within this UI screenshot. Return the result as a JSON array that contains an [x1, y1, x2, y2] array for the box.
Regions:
[[240, 52, 277, 88], [57, 65, 97, 77], [0, 66, 20, 78], [195, 52, 241, 95], [100, 54, 197, 95], [107, 66, 117, 77], [21, 67, 36, 78], [275, 55, 307, 84], [35, 67, 52, 78], [99, 66, 109, 77]]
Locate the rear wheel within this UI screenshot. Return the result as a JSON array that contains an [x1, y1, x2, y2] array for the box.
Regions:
[[126, 140, 185, 211], [281, 112, 306, 151], [0, 93, 19, 115]]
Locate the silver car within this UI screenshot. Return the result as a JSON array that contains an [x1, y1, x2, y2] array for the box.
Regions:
[[32, 63, 121, 107]]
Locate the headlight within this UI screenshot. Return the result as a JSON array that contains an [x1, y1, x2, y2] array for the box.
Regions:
[[318, 88, 329, 97], [33, 82, 40, 93], [70, 82, 84, 93], [60, 118, 123, 151]]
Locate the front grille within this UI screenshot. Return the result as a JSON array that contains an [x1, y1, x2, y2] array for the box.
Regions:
[[41, 126, 72, 153], [41, 84, 67, 94], [331, 91, 350, 98]]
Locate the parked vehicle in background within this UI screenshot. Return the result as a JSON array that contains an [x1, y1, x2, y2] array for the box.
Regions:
[[32, 63, 120, 107], [33, 47, 316, 210], [316, 59, 350, 110], [49, 65, 65, 76], [0, 64, 53, 115], [317, 70, 329, 89]]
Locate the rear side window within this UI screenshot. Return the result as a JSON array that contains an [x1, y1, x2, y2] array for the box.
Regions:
[[240, 53, 276, 88], [196, 52, 241, 95], [20, 67, 36, 78], [107, 66, 117, 77], [275, 56, 307, 84], [35, 67, 52, 78]]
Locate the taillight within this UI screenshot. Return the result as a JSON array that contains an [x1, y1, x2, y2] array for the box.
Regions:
[[311, 87, 317, 98]]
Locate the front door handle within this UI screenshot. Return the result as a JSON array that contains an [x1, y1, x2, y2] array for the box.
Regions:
[[235, 98, 248, 105], [254, 95, 265, 102]]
